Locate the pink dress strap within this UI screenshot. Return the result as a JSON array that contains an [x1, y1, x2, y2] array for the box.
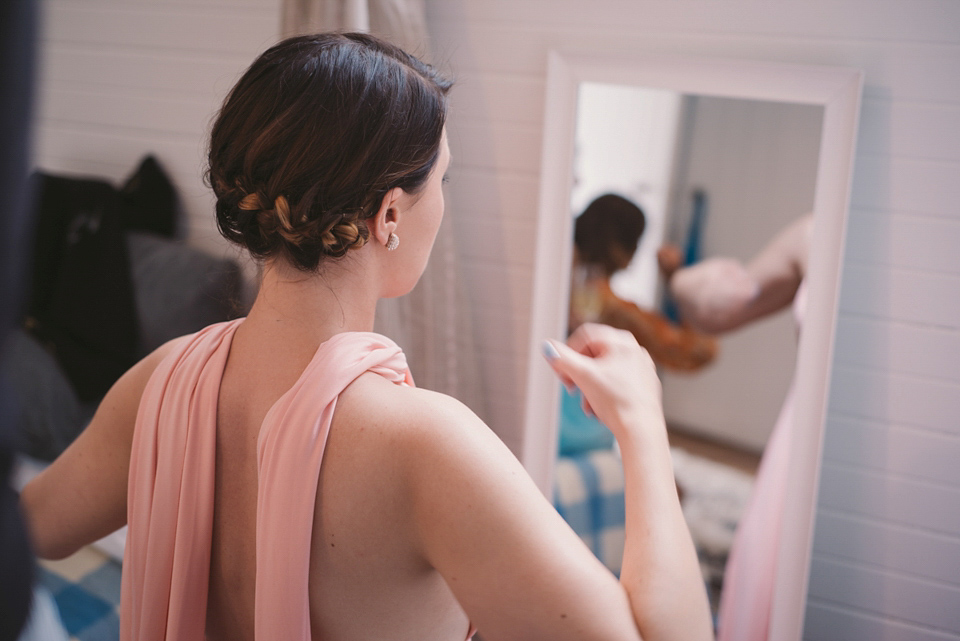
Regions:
[[120, 320, 416, 640], [253, 329, 413, 638]]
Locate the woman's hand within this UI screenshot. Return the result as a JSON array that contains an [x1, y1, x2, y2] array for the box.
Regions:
[[657, 244, 684, 279], [544, 323, 664, 441]]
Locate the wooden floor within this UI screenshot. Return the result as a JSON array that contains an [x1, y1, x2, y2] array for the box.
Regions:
[[667, 425, 762, 476]]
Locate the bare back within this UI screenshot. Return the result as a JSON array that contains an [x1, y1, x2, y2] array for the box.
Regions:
[[206, 320, 470, 641], [23, 316, 712, 641]]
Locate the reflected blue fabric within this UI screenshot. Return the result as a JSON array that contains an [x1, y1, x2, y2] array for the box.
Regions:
[[557, 386, 614, 455], [552, 449, 626, 576]]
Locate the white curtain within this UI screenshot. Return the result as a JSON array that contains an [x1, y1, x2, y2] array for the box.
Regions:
[[279, 0, 486, 417], [282, 0, 427, 56]]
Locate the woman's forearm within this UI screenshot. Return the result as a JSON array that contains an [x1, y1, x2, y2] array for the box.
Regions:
[[615, 411, 714, 641], [544, 326, 714, 640]]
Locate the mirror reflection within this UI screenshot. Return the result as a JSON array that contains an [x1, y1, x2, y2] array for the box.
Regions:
[[553, 82, 823, 620]]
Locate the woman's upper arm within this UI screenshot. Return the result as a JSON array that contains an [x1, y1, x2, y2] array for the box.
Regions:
[[402, 392, 641, 641], [20, 337, 187, 559]]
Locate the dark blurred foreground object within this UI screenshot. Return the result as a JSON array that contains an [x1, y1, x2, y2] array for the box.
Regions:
[[1, 0, 38, 637], [10, 159, 245, 461]]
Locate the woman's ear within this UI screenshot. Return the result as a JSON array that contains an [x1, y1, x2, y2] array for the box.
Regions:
[[369, 187, 404, 248]]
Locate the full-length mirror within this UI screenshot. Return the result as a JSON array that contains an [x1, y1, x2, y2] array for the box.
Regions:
[[558, 85, 823, 618], [523, 53, 861, 639]]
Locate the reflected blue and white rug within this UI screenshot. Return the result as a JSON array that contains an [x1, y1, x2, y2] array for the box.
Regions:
[[29, 546, 121, 641]]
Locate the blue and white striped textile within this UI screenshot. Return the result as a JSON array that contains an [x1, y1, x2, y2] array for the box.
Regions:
[[553, 448, 626, 575]]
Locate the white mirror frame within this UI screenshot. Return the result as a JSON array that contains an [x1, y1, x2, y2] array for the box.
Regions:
[[522, 51, 862, 640]]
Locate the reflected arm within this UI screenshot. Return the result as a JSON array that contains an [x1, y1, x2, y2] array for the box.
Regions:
[[597, 289, 717, 371], [666, 215, 811, 334]]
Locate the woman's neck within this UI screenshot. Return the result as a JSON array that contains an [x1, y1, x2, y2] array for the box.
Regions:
[[244, 257, 380, 347]]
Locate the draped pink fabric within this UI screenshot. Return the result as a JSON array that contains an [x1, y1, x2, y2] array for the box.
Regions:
[[120, 319, 415, 640], [717, 280, 807, 641]]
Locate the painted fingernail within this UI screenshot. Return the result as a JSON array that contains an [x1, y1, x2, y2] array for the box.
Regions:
[[542, 340, 560, 361]]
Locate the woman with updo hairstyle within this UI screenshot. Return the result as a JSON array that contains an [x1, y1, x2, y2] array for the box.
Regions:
[[21, 34, 712, 641], [208, 32, 450, 272]]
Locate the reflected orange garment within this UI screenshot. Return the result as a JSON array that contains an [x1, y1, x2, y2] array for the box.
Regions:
[[120, 319, 476, 640], [586, 281, 718, 372]]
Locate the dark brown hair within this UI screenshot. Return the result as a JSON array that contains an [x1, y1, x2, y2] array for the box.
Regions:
[[574, 194, 646, 277], [207, 32, 452, 271]]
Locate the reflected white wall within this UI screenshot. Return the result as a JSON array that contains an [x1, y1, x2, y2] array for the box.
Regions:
[[572, 83, 680, 309]]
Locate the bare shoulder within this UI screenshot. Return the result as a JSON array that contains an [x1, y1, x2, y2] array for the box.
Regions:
[[334, 372, 504, 461], [332, 371, 528, 517], [88, 334, 193, 431], [334, 369, 556, 532], [335, 373, 641, 640], [120, 335, 191, 397]]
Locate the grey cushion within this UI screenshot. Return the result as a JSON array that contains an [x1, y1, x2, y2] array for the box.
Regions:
[[2, 329, 83, 461], [127, 232, 245, 356]]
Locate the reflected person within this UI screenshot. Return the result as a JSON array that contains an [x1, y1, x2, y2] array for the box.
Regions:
[[571, 194, 717, 371]]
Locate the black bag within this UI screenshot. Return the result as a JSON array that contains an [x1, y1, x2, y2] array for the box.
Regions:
[[26, 173, 140, 402]]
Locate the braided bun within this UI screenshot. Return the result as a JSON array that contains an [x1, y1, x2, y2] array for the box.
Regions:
[[207, 33, 451, 272], [214, 181, 372, 266]]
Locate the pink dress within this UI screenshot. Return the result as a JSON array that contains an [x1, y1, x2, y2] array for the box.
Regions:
[[717, 281, 806, 641], [119, 319, 474, 640]]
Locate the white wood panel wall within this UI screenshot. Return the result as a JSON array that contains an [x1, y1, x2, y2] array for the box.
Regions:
[[425, 0, 960, 637], [33, 0, 281, 257]]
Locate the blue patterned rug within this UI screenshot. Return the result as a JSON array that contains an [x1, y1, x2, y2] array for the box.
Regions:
[[13, 460, 122, 641], [35, 554, 120, 641]]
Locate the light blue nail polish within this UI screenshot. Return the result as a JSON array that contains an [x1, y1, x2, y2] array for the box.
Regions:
[[542, 340, 560, 361]]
